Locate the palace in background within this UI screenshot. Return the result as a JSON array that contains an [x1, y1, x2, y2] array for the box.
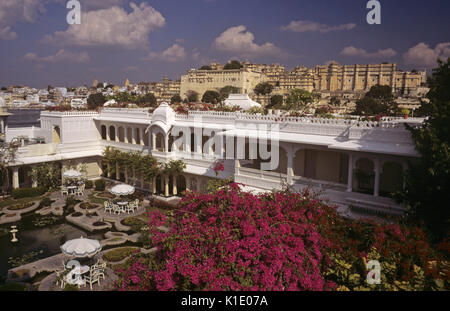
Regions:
[[180, 61, 428, 107]]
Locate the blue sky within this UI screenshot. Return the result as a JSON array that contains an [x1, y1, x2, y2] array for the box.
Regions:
[[0, 0, 449, 88]]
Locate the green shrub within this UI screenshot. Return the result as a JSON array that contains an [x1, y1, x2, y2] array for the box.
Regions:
[[11, 187, 47, 199], [65, 196, 81, 208], [95, 179, 106, 191], [103, 247, 138, 262], [39, 197, 53, 208], [85, 180, 93, 189]]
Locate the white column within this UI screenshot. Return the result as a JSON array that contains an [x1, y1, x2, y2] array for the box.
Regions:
[[125, 128, 129, 144], [287, 146, 294, 185], [173, 175, 177, 196], [115, 126, 119, 142], [106, 125, 110, 141], [164, 175, 169, 197], [107, 164, 111, 178], [185, 177, 190, 191], [152, 177, 156, 194], [374, 158, 381, 197], [152, 132, 156, 151], [347, 154, 353, 192], [132, 128, 136, 145], [164, 135, 169, 152], [140, 128, 145, 146], [12, 167, 19, 189]]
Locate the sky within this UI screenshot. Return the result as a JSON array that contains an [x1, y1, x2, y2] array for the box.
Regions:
[[0, 0, 449, 88]]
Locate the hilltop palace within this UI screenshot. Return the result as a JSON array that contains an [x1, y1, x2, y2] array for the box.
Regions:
[[4, 101, 424, 217]]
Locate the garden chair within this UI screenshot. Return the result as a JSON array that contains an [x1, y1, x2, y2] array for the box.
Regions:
[[118, 204, 126, 215], [83, 270, 101, 290], [134, 199, 139, 210], [113, 204, 121, 215], [104, 201, 113, 213], [55, 270, 66, 289], [92, 262, 106, 280], [126, 203, 134, 214], [76, 184, 85, 196], [61, 186, 69, 196]]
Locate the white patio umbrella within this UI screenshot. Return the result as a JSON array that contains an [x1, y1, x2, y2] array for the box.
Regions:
[[109, 184, 135, 196], [60, 236, 102, 258], [63, 170, 83, 179]]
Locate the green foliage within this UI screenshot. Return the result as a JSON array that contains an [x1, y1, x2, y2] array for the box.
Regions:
[[330, 96, 341, 107], [94, 179, 106, 192], [401, 108, 410, 116], [161, 160, 186, 175], [170, 94, 182, 104], [28, 163, 61, 190], [267, 94, 284, 109], [402, 58, 450, 241], [199, 65, 212, 70], [87, 93, 106, 110], [65, 196, 81, 208], [201, 90, 220, 104], [103, 247, 138, 262], [223, 60, 243, 70], [254, 82, 274, 96], [0, 138, 19, 195], [138, 93, 157, 107], [246, 106, 264, 115], [186, 90, 199, 103], [219, 85, 240, 101], [354, 85, 399, 116], [39, 196, 53, 208], [11, 187, 47, 199], [85, 180, 93, 189], [285, 89, 318, 111]]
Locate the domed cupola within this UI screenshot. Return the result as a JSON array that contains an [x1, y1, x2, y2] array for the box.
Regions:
[[150, 102, 175, 134]]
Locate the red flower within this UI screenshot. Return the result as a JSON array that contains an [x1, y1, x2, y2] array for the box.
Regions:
[[213, 161, 224, 172]]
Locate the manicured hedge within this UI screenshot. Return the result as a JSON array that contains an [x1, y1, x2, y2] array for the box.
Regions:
[[11, 187, 47, 199], [95, 179, 106, 191], [85, 180, 93, 189]]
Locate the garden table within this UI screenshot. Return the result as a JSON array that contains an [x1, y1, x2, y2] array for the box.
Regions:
[[117, 201, 129, 206], [67, 186, 77, 194], [73, 265, 90, 275]]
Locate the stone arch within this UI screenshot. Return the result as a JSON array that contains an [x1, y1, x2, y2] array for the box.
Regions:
[[135, 128, 141, 145], [101, 125, 107, 140], [156, 132, 165, 152], [353, 157, 375, 194], [109, 126, 116, 141], [126, 128, 132, 143], [52, 126, 61, 144], [380, 161, 404, 198], [118, 126, 125, 142], [177, 175, 187, 195], [274, 146, 288, 174]]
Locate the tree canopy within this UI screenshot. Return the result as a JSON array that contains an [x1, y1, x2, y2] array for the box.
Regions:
[[199, 65, 212, 70], [170, 94, 182, 104], [186, 90, 199, 103], [202, 90, 220, 104], [285, 89, 318, 111], [401, 58, 450, 241], [354, 85, 399, 116], [254, 82, 274, 96], [223, 60, 243, 70], [219, 86, 240, 101], [267, 94, 283, 109], [87, 93, 106, 110]]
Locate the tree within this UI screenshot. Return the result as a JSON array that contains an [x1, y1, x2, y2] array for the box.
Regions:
[[28, 163, 61, 190], [87, 93, 106, 110], [199, 65, 212, 70], [139, 93, 157, 107], [254, 82, 274, 96], [0, 138, 19, 197], [219, 86, 240, 101], [1, 87, 7, 91], [267, 95, 283, 109], [170, 95, 182, 104], [201, 90, 220, 104], [223, 60, 243, 70], [96, 82, 104, 88], [186, 90, 199, 103], [354, 85, 399, 116], [285, 89, 317, 111], [401, 58, 450, 241]]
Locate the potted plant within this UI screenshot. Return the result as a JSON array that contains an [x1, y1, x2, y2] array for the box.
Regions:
[[401, 108, 410, 119]]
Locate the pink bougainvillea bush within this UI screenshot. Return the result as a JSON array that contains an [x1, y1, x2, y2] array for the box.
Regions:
[[114, 184, 449, 291]]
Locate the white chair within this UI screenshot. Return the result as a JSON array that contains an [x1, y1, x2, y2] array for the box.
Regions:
[[113, 204, 121, 215], [92, 262, 106, 280], [134, 199, 139, 210], [104, 201, 113, 213], [76, 184, 85, 196], [61, 186, 69, 196], [118, 204, 126, 215], [126, 203, 134, 214], [83, 270, 101, 290]]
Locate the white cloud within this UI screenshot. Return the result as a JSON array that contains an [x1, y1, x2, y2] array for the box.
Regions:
[[340, 46, 397, 58], [43, 2, 165, 49], [403, 42, 450, 67], [213, 25, 283, 58], [282, 20, 356, 33], [0, 0, 46, 40], [78, 0, 127, 11], [24, 49, 90, 63], [144, 43, 187, 62]]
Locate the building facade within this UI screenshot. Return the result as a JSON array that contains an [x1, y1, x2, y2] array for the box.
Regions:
[[6, 104, 424, 216]]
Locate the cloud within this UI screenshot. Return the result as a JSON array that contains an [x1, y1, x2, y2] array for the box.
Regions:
[[403, 42, 450, 67], [213, 25, 283, 58], [340, 46, 397, 58], [281, 20, 356, 33], [144, 43, 187, 62], [43, 2, 165, 49], [24, 49, 90, 63], [0, 0, 46, 40], [78, 0, 127, 11]]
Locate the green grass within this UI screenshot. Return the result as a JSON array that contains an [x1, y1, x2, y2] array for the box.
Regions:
[[88, 193, 109, 205], [103, 247, 139, 263], [0, 196, 44, 210]]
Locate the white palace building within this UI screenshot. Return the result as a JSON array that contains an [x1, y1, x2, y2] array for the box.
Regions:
[[4, 102, 424, 216]]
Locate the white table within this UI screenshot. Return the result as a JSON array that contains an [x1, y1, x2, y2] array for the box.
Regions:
[[73, 265, 90, 275], [117, 201, 129, 206]]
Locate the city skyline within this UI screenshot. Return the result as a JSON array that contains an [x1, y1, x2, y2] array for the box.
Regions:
[[0, 0, 449, 88]]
